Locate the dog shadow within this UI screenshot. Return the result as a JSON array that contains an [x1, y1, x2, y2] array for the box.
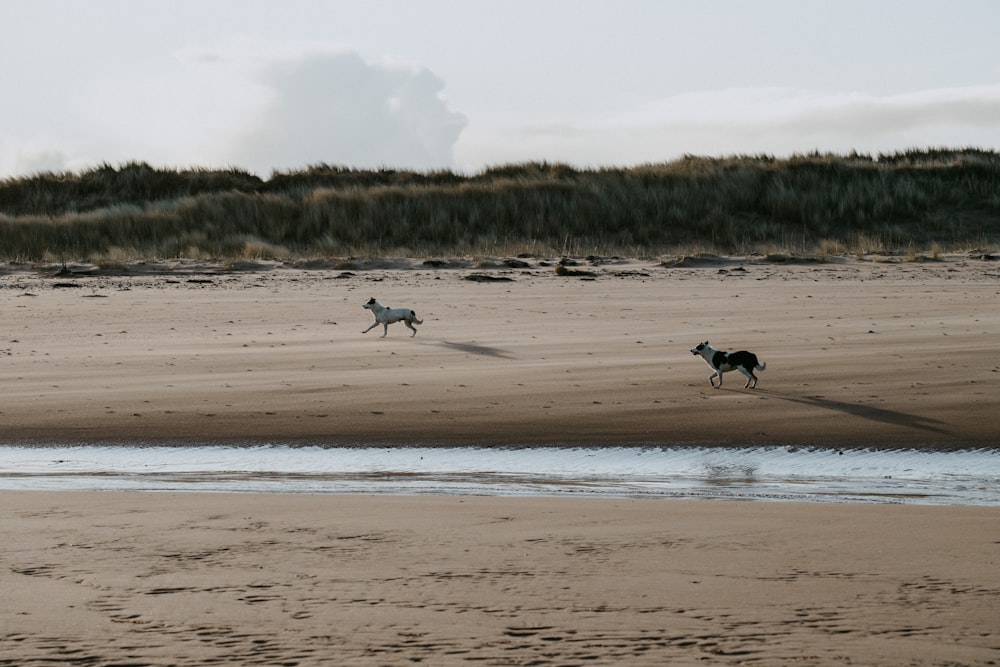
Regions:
[[436, 340, 515, 359], [747, 388, 953, 436]]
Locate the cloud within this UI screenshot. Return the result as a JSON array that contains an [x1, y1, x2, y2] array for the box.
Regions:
[[0, 137, 71, 176], [0, 42, 467, 178], [225, 46, 468, 174], [4, 47, 998, 180], [600, 85, 1000, 132], [456, 84, 1000, 168]]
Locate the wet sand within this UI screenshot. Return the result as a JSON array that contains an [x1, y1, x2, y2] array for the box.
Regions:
[[2, 255, 999, 665], [3, 492, 998, 665]]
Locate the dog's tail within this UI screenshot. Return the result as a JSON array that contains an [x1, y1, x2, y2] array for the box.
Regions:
[[756, 361, 766, 371], [411, 311, 423, 325]]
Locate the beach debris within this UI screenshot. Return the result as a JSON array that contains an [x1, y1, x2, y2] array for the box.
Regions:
[[464, 273, 514, 282], [554, 263, 597, 278]]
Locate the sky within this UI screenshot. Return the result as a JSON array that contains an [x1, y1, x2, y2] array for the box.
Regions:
[[2, 0, 999, 179]]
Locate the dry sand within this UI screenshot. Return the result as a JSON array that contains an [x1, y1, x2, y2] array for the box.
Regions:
[[2, 254, 999, 665], [1, 253, 999, 447]]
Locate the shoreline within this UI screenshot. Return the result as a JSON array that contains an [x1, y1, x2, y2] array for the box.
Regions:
[[3, 443, 998, 505]]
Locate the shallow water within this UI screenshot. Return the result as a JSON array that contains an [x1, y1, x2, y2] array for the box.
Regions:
[[1, 445, 998, 505]]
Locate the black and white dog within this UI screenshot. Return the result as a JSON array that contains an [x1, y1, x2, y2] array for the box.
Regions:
[[690, 341, 766, 389], [362, 298, 423, 337]]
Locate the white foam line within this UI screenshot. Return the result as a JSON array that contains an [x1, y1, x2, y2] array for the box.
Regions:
[[0, 446, 997, 505]]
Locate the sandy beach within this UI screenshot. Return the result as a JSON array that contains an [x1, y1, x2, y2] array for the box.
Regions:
[[1, 253, 999, 447], [2, 254, 999, 665], [2, 492, 998, 665]]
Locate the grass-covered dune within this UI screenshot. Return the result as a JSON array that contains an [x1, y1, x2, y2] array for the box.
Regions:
[[0, 148, 998, 262]]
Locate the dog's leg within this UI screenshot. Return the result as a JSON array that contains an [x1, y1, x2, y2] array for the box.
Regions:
[[738, 367, 757, 388], [362, 321, 378, 334], [405, 319, 418, 336], [709, 371, 720, 388], [381, 323, 389, 337]]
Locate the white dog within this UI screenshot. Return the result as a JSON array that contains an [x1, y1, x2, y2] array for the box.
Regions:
[[690, 341, 766, 389], [362, 298, 423, 337]]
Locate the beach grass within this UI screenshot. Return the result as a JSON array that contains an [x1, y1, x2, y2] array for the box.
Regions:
[[1, 148, 998, 262]]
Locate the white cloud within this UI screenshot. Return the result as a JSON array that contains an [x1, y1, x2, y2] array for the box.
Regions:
[[456, 84, 1000, 169], [0, 41, 468, 178], [224, 45, 468, 174], [0, 136, 71, 176], [4, 41, 999, 181]]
